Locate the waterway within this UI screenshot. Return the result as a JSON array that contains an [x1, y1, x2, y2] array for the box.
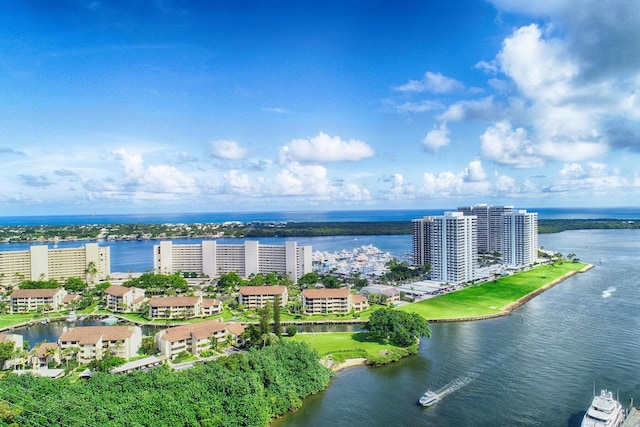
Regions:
[[272, 229, 640, 427], [4, 229, 639, 426]]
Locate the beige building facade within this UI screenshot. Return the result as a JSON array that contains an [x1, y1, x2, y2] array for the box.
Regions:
[[104, 285, 146, 312], [153, 240, 312, 282], [238, 285, 288, 309], [58, 325, 142, 364], [10, 288, 68, 313], [0, 243, 110, 288]]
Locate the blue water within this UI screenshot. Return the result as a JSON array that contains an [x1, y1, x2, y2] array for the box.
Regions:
[[0, 206, 638, 226], [273, 229, 640, 427]]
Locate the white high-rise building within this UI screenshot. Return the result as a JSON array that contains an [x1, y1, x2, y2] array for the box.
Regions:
[[153, 240, 312, 282], [412, 212, 477, 284], [458, 204, 514, 254], [0, 243, 110, 287], [502, 210, 538, 267]]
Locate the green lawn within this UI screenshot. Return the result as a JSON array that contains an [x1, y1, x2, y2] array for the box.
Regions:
[[0, 313, 40, 329], [399, 262, 587, 320], [288, 331, 398, 359]]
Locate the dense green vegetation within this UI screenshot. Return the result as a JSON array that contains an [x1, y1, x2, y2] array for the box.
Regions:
[[122, 272, 189, 295], [364, 307, 431, 347], [537, 218, 640, 233], [0, 221, 411, 242], [0, 341, 330, 427], [1, 218, 639, 243]]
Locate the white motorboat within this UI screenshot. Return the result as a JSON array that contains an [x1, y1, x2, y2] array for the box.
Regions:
[[581, 389, 626, 427], [418, 390, 439, 407], [66, 310, 77, 322]]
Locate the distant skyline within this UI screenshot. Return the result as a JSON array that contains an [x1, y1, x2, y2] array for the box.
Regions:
[[1, 1, 639, 216]]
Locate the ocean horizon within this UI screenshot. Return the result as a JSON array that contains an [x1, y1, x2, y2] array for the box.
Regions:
[[0, 206, 639, 227]]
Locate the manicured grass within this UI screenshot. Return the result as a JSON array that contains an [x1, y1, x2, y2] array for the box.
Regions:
[[287, 331, 396, 358], [0, 313, 40, 329], [399, 262, 587, 320]]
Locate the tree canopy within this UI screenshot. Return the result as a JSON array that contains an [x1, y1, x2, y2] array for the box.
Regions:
[[123, 273, 188, 295], [364, 307, 431, 347], [0, 341, 329, 427]]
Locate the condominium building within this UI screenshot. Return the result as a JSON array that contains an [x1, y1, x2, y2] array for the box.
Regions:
[[0, 334, 24, 370], [58, 325, 142, 364], [238, 285, 288, 309], [10, 288, 68, 313], [413, 212, 477, 284], [0, 243, 110, 288], [148, 296, 223, 319], [502, 210, 539, 267], [301, 288, 353, 314], [155, 320, 246, 359], [458, 204, 514, 253], [104, 285, 147, 312], [153, 240, 312, 282]]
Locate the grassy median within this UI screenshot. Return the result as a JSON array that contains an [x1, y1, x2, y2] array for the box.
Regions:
[[398, 262, 588, 320]]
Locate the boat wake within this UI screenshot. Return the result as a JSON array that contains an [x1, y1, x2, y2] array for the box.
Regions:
[[432, 351, 510, 401], [602, 286, 616, 298]]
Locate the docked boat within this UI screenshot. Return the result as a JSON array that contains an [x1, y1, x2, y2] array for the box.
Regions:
[[66, 310, 77, 322], [581, 389, 626, 427], [101, 316, 119, 325], [418, 390, 439, 407]]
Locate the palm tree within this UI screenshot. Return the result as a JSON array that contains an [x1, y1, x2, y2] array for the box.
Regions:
[[44, 345, 59, 367], [85, 261, 98, 285], [209, 336, 219, 352]]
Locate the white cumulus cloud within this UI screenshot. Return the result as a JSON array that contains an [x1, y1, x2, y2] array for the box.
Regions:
[[422, 123, 450, 151], [281, 132, 375, 163], [210, 140, 248, 160], [395, 71, 465, 94], [480, 121, 544, 168]]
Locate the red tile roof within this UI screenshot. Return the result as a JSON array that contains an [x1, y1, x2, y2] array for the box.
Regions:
[[11, 288, 63, 298], [352, 295, 368, 304], [104, 285, 132, 296], [149, 296, 201, 307], [58, 326, 137, 345], [302, 288, 350, 299], [34, 342, 59, 357], [238, 285, 286, 296], [161, 320, 227, 343], [202, 298, 222, 308]]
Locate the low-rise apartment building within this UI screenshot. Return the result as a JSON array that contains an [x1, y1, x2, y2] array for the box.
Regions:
[[29, 342, 60, 369], [104, 285, 146, 312], [148, 296, 223, 319], [238, 286, 288, 309], [0, 333, 24, 370], [360, 285, 401, 304], [301, 288, 352, 314], [58, 325, 142, 364], [351, 294, 370, 312], [155, 320, 246, 359], [10, 288, 68, 313]]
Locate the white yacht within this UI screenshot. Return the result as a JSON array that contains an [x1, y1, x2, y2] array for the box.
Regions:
[[581, 389, 626, 427], [418, 390, 439, 407], [66, 310, 77, 322]]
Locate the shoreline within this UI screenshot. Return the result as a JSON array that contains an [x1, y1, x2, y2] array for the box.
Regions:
[[0, 264, 594, 333], [427, 263, 594, 323], [321, 264, 595, 374]]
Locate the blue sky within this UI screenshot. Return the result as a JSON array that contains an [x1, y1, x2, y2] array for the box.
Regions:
[[1, 0, 639, 216]]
